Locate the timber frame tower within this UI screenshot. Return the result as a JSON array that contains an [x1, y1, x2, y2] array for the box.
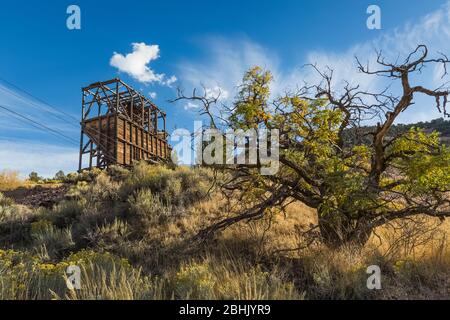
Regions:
[[79, 78, 171, 171]]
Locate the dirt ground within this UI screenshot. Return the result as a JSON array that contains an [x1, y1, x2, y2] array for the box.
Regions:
[[2, 184, 70, 208]]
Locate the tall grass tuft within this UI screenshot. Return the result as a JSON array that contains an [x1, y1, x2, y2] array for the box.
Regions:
[[0, 170, 22, 191]]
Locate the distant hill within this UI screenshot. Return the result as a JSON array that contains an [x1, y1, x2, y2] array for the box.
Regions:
[[392, 118, 450, 137]]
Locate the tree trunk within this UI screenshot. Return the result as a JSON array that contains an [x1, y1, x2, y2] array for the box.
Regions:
[[318, 209, 373, 248]]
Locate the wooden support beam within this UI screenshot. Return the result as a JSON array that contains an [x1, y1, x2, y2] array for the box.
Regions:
[[79, 78, 171, 171]]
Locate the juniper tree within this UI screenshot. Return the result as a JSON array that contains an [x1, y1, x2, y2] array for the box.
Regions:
[[177, 45, 450, 247]]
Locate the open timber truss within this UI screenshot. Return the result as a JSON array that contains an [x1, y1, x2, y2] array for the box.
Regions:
[[79, 78, 171, 171]]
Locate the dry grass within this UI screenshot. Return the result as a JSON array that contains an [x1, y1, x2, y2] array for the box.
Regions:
[[0, 170, 23, 191], [211, 199, 450, 299]]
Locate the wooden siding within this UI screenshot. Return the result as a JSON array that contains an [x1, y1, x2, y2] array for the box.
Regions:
[[84, 115, 169, 166]]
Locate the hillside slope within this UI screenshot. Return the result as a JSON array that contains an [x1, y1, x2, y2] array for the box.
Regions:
[[1, 162, 450, 299]]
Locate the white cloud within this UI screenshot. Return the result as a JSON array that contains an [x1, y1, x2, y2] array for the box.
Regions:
[[181, 86, 229, 112], [149, 92, 157, 99], [179, 37, 279, 100], [110, 43, 162, 84], [178, 2, 450, 124], [184, 102, 200, 110], [0, 140, 78, 178], [205, 85, 229, 100], [110, 42, 177, 86], [163, 75, 178, 87]]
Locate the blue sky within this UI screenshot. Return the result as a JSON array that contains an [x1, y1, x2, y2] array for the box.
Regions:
[[0, 0, 449, 176]]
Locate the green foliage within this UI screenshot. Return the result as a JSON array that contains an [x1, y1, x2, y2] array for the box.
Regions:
[[122, 162, 210, 206], [90, 218, 131, 248], [28, 171, 42, 183], [0, 248, 159, 300], [378, 127, 450, 197], [106, 165, 130, 181], [65, 168, 102, 183], [49, 199, 86, 228], [0, 192, 13, 208], [54, 170, 66, 181], [128, 189, 172, 227], [172, 258, 302, 300], [29, 220, 74, 259], [229, 66, 273, 129], [174, 261, 215, 299]]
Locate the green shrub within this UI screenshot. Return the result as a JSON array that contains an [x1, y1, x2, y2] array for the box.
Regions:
[[67, 173, 120, 203], [0, 205, 17, 224], [49, 200, 85, 228], [128, 189, 172, 227], [53, 250, 161, 300], [89, 173, 121, 202], [0, 192, 14, 207], [51, 175, 121, 232], [54, 170, 66, 181], [106, 165, 130, 181], [28, 171, 42, 183], [0, 248, 163, 300], [171, 258, 302, 300], [0, 196, 34, 247], [85, 218, 131, 249], [0, 193, 16, 223], [174, 261, 215, 299], [0, 249, 35, 299], [64, 168, 102, 183], [30, 220, 74, 259], [122, 163, 210, 206]]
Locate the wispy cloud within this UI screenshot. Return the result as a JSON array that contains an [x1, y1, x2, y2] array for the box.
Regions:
[[110, 42, 177, 86], [0, 139, 78, 178], [178, 37, 279, 103], [178, 2, 450, 123], [184, 102, 200, 110], [163, 75, 178, 87], [0, 83, 80, 177], [301, 2, 450, 123]]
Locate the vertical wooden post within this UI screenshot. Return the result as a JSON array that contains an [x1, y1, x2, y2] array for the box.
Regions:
[[163, 114, 167, 158], [78, 90, 85, 172], [97, 99, 102, 167], [141, 96, 145, 127], [89, 141, 93, 170]]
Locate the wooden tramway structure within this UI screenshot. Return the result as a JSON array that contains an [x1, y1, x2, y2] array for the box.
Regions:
[[78, 78, 171, 171]]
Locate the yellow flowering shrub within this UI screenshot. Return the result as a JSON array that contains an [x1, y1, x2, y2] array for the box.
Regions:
[[0, 248, 139, 300], [174, 262, 215, 299], [172, 259, 301, 300]]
